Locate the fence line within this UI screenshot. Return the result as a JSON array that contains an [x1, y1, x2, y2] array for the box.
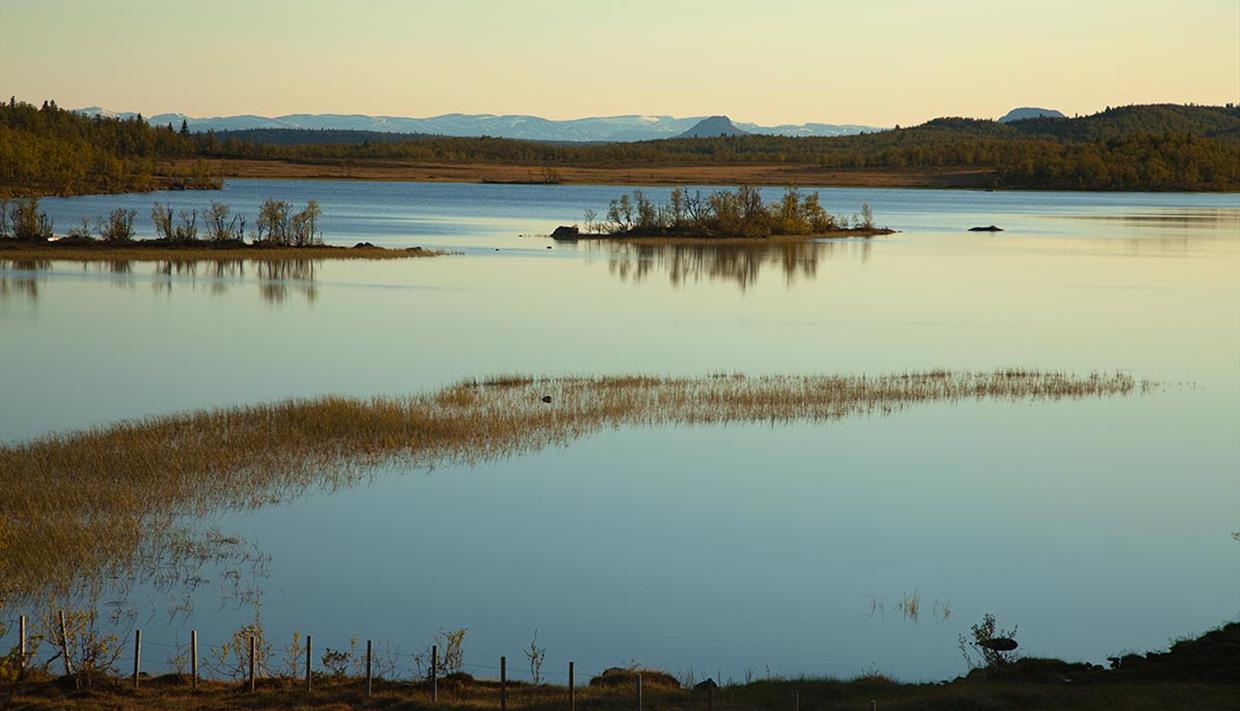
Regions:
[[8, 612, 862, 710]]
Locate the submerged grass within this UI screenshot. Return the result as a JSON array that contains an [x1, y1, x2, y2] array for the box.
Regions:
[[0, 371, 1149, 604]]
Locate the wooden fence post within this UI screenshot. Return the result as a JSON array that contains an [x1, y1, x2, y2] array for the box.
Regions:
[[366, 640, 373, 697], [569, 661, 575, 711], [132, 629, 141, 689], [191, 630, 198, 689], [305, 635, 313, 692], [248, 635, 256, 692], [18, 616, 26, 670], [431, 644, 438, 701], [500, 656, 507, 711], [57, 610, 72, 676], [707, 683, 714, 711], [794, 690, 800, 711], [637, 672, 643, 711]]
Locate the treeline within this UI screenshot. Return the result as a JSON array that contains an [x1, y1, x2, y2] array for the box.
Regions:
[[0, 99, 219, 196], [4, 100, 1239, 193], [586, 186, 876, 238], [200, 104, 1240, 191], [0, 196, 322, 245]]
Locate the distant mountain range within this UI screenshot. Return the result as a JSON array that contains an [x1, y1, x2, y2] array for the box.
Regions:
[[998, 107, 1066, 123], [72, 107, 881, 142]]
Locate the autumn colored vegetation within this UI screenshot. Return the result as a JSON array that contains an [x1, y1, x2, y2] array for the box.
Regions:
[[582, 186, 885, 238], [205, 104, 1240, 192], [0, 99, 219, 196], [3, 100, 1238, 196]]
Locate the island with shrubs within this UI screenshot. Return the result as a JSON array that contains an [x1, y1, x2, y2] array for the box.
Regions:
[[0, 196, 441, 261], [551, 186, 894, 244]]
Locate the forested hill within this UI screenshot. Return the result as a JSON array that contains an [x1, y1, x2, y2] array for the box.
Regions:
[[0, 100, 217, 196], [3, 101, 1239, 194], [197, 104, 1240, 191], [1009, 104, 1240, 140]]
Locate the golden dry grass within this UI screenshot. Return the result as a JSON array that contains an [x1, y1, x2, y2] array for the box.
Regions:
[[166, 158, 1000, 189], [0, 371, 1148, 605]]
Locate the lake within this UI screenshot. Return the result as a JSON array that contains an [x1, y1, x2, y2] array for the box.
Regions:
[[1, 180, 1237, 683]]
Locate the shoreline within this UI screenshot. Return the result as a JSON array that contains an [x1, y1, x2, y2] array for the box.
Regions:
[[554, 227, 897, 245], [0, 239, 444, 262], [170, 158, 1001, 190], [11, 160, 1238, 196], [6, 621, 1237, 710]]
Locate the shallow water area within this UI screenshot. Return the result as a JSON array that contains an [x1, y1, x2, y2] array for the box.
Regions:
[[1, 180, 1237, 682]]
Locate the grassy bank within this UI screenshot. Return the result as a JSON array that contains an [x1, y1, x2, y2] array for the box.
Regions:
[[0, 371, 1147, 604], [6, 674, 1237, 710], [6, 620, 1239, 710], [0, 239, 443, 262]]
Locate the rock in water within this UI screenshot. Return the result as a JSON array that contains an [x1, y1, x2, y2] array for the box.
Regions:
[[980, 637, 1019, 651]]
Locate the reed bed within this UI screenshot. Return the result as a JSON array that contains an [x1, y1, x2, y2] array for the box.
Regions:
[[0, 370, 1148, 604]]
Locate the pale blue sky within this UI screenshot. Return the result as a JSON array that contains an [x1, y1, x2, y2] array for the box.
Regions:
[[1, 0, 1237, 125]]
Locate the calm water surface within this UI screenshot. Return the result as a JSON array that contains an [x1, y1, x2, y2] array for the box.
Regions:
[[1, 180, 1238, 682]]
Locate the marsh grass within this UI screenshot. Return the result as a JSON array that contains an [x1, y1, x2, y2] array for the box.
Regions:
[[0, 370, 1149, 604]]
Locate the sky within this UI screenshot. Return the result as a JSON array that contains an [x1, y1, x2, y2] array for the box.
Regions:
[[1, 0, 1237, 127]]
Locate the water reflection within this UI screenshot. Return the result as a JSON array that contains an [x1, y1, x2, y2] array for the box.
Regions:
[[1, 258, 320, 304], [256, 259, 318, 304], [0, 259, 50, 302], [1053, 208, 1240, 227], [587, 239, 873, 289]]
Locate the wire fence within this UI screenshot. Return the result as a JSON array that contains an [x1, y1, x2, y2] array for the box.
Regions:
[[5, 611, 887, 709]]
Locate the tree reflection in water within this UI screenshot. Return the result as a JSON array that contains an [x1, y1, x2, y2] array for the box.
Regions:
[[0, 258, 320, 304], [593, 239, 872, 290]]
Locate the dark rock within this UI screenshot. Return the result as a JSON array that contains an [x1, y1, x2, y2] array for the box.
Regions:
[[352, 241, 376, 248], [968, 225, 1004, 232], [694, 679, 719, 691], [550, 225, 580, 240], [405, 246, 424, 252], [540, 395, 552, 403], [980, 637, 1019, 652]]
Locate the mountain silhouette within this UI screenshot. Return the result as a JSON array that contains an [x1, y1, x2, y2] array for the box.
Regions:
[[676, 116, 750, 138], [998, 107, 1066, 123]]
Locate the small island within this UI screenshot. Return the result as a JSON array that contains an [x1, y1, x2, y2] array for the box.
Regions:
[[553, 186, 894, 244], [0, 197, 443, 261]]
